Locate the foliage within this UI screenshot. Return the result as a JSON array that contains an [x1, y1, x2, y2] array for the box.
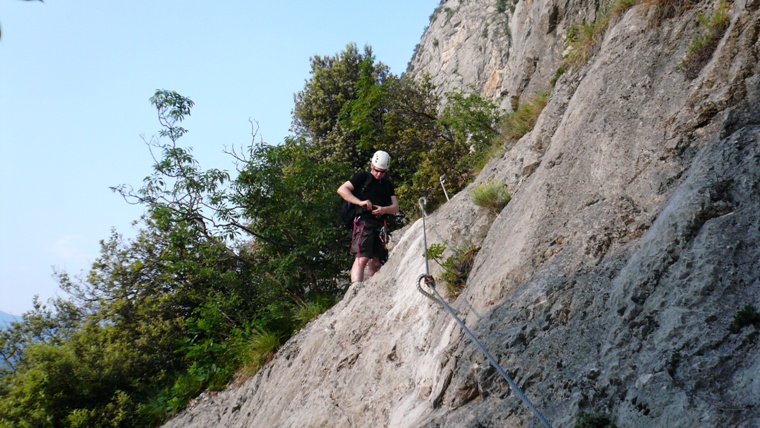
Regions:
[[112, 90, 246, 243], [575, 412, 618, 428], [471, 178, 511, 213], [729, 305, 760, 334], [562, 0, 713, 71], [0, 90, 347, 426], [643, 0, 697, 22], [679, 0, 730, 79], [564, 0, 640, 69], [496, 0, 508, 13], [424, 241, 479, 297], [239, 327, 281, 378], [398, 88, 505, 216], [293, 295, 335, 330], [291, 43, 506, 218], [292, 44, 447, 217], [292, 43, 390, 171], [499, 91, 549, 144], [439, 242, 479, 296], [233, 137, 354, 296], [550, 64, 567, 88], [0, 41, 516, 425]]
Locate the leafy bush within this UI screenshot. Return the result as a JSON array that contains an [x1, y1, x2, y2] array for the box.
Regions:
[[471, 178, 511, 213], [575, 412, 617, 428], [729, 305, 760, 334], [424, 242, 479, 297], [440, 242, 479, 296]]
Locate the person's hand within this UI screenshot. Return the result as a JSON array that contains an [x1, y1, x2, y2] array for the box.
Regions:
[[362, 200, 373, 211], [371, 206, 383, 215]]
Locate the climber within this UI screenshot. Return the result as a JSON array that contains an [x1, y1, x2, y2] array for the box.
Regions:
[[337, 150, 399, 287]]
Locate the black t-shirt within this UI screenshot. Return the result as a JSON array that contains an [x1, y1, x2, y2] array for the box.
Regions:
[[349, 170, 395, 208]]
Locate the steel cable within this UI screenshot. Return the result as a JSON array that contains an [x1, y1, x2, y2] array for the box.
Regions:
[[416, 197, 553, 428]]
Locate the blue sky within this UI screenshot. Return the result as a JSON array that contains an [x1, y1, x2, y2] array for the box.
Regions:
[[0, 0, 439, 316]]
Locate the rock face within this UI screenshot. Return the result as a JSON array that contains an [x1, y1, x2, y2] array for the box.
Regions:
[[409, 0, 571, 111], [164, 0, 760, 426]]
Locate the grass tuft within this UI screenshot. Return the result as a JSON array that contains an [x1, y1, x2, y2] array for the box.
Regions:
[[563, 0, 642, 69], [471, 178, 511, 213], [679, 0, 730, 79], [501, 91, 549, 142], [239, 326, 280, 378], [293, 297, 332, 329]]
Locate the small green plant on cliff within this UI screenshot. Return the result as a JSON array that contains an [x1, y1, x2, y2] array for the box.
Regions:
[[551, 64, 568, 87], [500, 91, 549, 143], [293, 295, 334, 329], [575, 411, 618, 428], [679, 0, 730, 79], [240, 326, 280, 377], [471, 178, 511, 213], [643, 0, 697, 22], [564, 0, 640, 69], [728, 304, 760, 333], [480, 90, 549, 170], [424, 241, 480, 297]]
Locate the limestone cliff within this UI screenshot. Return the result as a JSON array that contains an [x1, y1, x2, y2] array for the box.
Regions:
[[165, 0, 760, 426]]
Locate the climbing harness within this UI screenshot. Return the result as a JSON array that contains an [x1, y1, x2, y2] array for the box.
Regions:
[[351, 217, 365, 255], [352, 216, 391, 258], [416, 197, 553, 428]]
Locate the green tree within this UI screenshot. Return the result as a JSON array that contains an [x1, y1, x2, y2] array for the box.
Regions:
[[0, 64, 509, 424], [233, 137, 353, 296], [292, 44, 504, 217], [292, 43, 389, 169], [397, 89, 504, 215]]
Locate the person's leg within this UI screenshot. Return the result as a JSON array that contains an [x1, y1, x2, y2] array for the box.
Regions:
[[367, 257, 382, 278], [366, 226, 387, 278], [350, 220, 368, 283], [351, 256, 370, 282], [351, 219, 382, 283]]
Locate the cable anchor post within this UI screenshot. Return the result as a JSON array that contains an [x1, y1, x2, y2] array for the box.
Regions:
[[439, 175, 450, 202]]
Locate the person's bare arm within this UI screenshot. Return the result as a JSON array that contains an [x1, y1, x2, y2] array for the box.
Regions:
[[337, 181, 373, 210]]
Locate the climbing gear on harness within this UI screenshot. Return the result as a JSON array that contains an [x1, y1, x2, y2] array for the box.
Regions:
[[416, 197, 553, 428], [379, 218, 391, 248]]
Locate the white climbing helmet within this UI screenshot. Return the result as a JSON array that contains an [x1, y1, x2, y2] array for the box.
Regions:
[[371, 150, 390, 170]]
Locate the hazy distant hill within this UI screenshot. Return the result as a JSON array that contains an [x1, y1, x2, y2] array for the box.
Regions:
[[0, 310, 21, 328]]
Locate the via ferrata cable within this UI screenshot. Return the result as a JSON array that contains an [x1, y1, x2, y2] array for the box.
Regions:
[[416, 197, 552, 428]]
